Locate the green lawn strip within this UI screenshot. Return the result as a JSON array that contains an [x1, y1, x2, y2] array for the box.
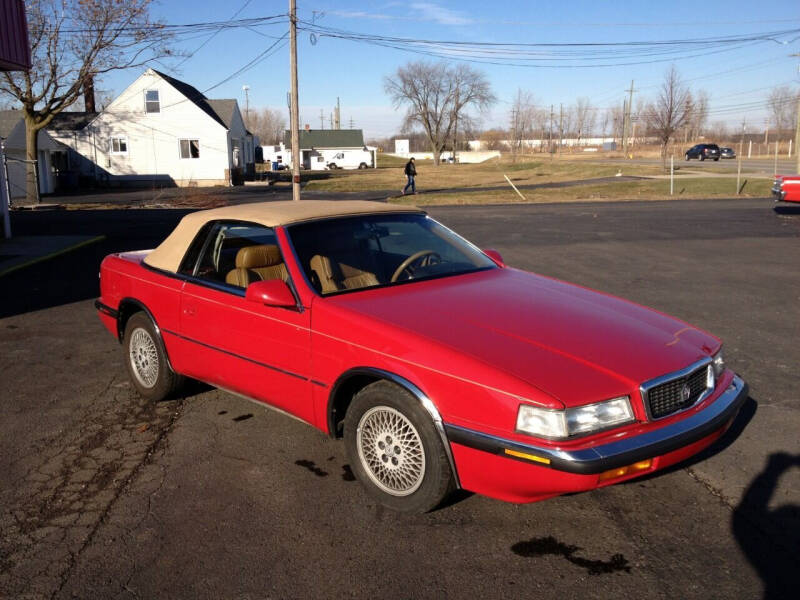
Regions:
[[389, 177, 771, 206]]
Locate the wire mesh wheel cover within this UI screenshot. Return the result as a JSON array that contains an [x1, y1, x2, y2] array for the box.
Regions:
[[356, 405, 426, 496], [129, 328, 159, 388]]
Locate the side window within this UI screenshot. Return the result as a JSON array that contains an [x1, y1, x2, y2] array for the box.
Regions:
[[180, 139, 200, 159], [145, 90, 160, 113], [110, 137, 128, 154], [180, 221, 286, 290]]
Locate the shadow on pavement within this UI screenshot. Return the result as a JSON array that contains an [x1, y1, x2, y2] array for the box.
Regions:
[[0, 209, 191, 318], [773, 205, 800, 216], [732, 452, 800, 599], [622, 395, 758, 485]]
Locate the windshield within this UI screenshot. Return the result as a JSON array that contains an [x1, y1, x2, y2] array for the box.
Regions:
[[288, 213, 496, 295]]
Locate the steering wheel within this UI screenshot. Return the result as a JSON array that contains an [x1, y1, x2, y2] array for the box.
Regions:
[[391, 250, 441, 282]]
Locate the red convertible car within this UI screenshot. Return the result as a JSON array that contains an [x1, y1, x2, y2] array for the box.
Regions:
[[96, 201, 748, 512], [772, 174, 800, 203]]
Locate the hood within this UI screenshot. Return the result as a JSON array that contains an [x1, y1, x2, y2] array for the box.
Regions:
[[327, 268, 719, 407]]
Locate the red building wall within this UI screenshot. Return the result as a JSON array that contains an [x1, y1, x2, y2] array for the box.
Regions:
[[0, 0, 31, 71]]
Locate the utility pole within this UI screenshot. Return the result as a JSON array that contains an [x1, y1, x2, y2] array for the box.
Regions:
[[289, 0, 300, 201], [549, 104, 554, 155], [622, 80, 635, 157], [319, 109, 324, 129], [558, 103, 563, 156], [242, 85, 250, 122], [349, 116, 354, 129], [737, 118, 745, 195], [792, 53, 800, 173], [335, 97, 341, 130], [795, 94, 800, 173]]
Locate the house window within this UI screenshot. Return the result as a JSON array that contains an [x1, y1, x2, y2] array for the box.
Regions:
[[180, 139, 200, 159], [145, 90, 160, 113], [110, 137, 128, 154]]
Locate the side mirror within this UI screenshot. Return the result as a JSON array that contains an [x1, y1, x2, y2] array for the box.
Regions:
[[245, 279, 297, 308], [483, 248, 505, 267]]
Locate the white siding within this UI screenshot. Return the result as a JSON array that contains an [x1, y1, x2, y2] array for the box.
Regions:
[[75, 70, 231, 186]]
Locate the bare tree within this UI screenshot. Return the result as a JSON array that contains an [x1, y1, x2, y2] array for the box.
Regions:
[[245, 108, 286, 146], [688, 90, 709, 140], [608, 104, 625, 143], [0, 0, 172, 202], [508, 89, 538, 160], [767, 85, 800, 134], [644, 66, 693, 164], [384, 61, 495, 165], [573, 97, 596, 144], [480, 128, 506, 151]]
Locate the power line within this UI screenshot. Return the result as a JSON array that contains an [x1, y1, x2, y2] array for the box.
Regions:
[[172, 0, 255, 71]]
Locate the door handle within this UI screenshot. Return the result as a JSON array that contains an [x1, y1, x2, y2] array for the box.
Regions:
[[183, 305, 196, 317]]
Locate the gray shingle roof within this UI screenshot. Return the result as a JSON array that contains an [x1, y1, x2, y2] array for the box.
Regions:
[[48, 112, 97, 131], [0, 110, 22, 138], [206, 99, 237, 129], [151, 69, 229, 129], [284, 129, 365, 150]]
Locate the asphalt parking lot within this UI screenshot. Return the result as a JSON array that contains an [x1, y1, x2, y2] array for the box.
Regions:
[[1, 198, 798, 599]]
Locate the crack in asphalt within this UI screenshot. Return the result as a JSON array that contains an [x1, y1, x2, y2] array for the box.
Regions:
[[51, 397, 185, 599]]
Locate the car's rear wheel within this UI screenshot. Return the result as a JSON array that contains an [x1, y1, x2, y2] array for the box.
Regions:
[[328, 163, 337, 170], [344, 380, 454, 513], [714, 157, 719, 161], [124, 312, 182, 402], [358, 162, 368, 169], [685, 153, 690, 161]]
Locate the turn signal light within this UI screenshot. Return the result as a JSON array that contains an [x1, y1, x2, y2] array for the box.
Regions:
[[598, 459, 652, 482]]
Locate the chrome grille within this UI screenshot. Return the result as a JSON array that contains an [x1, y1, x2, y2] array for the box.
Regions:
[[643, 363, 712, 420]]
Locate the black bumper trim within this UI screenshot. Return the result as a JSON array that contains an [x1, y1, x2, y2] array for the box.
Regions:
[[445, 375, 748, 475], [95, 300, 119, 319]]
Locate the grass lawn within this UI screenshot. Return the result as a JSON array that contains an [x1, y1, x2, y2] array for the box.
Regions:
[[390, 176, 772, 206], [304, 158, 664, 194]]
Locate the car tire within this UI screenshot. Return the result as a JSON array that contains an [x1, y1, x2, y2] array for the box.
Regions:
[[329, 163, 337, 170], [700, 155, 705, 161], [714, 158, 719, 161], [358, 162, 368, 169], [124, 312, 183, 402], [685, 153, 690, 161], [344, 380, 454, 513]]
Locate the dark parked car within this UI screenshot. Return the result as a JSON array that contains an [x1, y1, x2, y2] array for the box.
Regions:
[[720, 147, 736, 159], [685, 144, 720, 161]]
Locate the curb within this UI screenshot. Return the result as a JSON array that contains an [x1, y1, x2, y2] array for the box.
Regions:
[[0, 235, 106, 278]]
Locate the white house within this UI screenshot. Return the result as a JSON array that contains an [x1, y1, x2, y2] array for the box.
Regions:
[[50, 69, 256, 187], [0, 110, 67, 200]]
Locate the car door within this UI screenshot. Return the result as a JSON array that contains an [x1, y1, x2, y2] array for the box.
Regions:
[[176, 221, 314, 423]]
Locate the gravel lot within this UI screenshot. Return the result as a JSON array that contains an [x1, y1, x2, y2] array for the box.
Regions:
[[1, 198, 798, 599]]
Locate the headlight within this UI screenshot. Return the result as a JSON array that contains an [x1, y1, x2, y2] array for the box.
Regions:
[[712, 350, 725, 378], [516, 396, 634, 439]]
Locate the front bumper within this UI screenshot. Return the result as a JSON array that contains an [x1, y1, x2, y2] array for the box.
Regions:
[[772, 185, 785, 201], [445, 375, 748, 476]]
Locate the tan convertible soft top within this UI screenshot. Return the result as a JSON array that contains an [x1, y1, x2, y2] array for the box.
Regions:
[[143, 200, 425, 272]]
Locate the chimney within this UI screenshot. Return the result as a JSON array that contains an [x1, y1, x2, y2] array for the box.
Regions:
[[84, 76, 96, 113]]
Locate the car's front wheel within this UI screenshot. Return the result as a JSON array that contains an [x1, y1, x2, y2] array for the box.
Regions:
[[685, 153, 690, 161], [345, 380, 454, 512], [124, 312, 183, 401]]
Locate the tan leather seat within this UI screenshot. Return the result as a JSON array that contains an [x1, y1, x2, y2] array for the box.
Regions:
[[226, 244, 288, 287], [310, 254, 378, 293]]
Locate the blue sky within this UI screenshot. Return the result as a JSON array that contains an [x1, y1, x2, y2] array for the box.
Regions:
[[99, 0, 800, 138]]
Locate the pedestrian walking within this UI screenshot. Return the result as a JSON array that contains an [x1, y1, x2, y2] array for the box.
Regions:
[[402, 157, 417, 195]]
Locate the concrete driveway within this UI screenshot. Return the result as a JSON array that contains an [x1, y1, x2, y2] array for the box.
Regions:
[[1, 198, 798, 599]]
